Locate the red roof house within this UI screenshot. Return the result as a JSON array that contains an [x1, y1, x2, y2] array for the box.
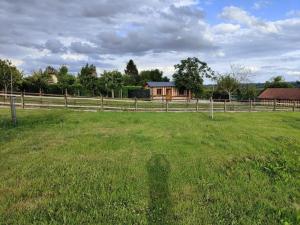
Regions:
[[258, 88, 300, 100]]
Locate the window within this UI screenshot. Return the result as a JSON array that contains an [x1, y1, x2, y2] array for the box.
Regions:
[[156, 89, 162, 95], [179, 89, 185, 96]]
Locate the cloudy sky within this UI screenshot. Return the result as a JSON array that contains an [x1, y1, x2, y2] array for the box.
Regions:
[[1, 0, 300, 82]]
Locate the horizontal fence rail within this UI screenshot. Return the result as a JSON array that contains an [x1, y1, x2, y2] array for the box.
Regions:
[[0, 92, 300, 112]]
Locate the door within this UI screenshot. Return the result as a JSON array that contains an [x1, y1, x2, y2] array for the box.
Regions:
[[166, 88, 172, 100]]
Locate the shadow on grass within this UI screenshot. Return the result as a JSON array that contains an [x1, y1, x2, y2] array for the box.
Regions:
[[147, 154, 174, 225]]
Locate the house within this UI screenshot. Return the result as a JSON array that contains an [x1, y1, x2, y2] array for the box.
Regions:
[[145, 82, 191, 101], [48, 74, 58, 84], [258, 88, 300, 101]]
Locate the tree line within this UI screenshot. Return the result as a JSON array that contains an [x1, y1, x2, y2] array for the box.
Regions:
[[0, 57, 299, 100], [0, 59, 169, 98]]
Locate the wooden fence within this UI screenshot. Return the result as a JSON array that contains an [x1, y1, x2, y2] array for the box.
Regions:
[[0, 92, 299, 112]]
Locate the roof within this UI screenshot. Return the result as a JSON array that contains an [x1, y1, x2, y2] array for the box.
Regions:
[[146, 82, 175, 87], [258, 88, 300, 100]]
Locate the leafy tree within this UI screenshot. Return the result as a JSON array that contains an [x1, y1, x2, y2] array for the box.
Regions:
[[123, 74, 136, 86], [78, 64, 98, 95], [32, 69, 51, 94], [238, 85, 258, 100], [0, 59, 22, 96], [125, 59, 139, 85], [71, 79, 83, 96], [173, 57, 215, 98], [264, 76, 293, 89], [21, 69, 50, 94], [44, 66, 58, 76], [140, 69, 169, 85], [57, 65, 76, 94], [101, 70, 123, 98], [217, 74, 240, 101]]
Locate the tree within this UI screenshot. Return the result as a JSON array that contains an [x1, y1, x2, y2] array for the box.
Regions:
[[238, 85, 257, 100], [57, 65, 76, 94], [230, 64, 254, 83], [78, 64, 98, 95], [101, 70, 123, 98], [71, 78, 83, 96], [264, 76, 293, 89], [217, 74, 240, 101], [125, 59, 139, 85], [29, 69, 51, 94], [0, 59, 22, 97], [173, 57, 215, 98], [140, 69, 169, 85], [44, 66, 58, 76]]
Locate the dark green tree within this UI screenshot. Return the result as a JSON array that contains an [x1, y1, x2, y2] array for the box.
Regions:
[[264, 76, 293, 89], [238, 85, 258, 100], [57, 65, 76, 94], [140, 69, 169, 85], [125, 59, 139, 85], [44, 66, 58, 76], [101, 70, 123, 98], [78, 64, 98, 95], [23, 69, 51, 94], [71, 78, 83, 96], [173, 57, 215, 98]]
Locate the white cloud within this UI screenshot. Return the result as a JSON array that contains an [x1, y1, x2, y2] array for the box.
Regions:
[[287, 71, 300, 76], [253, 1, 270, 10], [212, 23, 240, 33], [173, 0, 198, 7], [219, 6, 279, 33], [61, 53, 88, 61]]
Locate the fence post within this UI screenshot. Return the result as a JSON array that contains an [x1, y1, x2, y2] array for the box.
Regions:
[[273, 99, 276, 111], [10, 96, 17, 126], [40, 91, 42, 105], [64, 92, 68, 108], [21, 91, 25, 109], [166, 100, 169, 112], [101, 95, 104, 111], [210, 97, 214, 119], [98, 96, 101, 111], [224, 100, 226, 112], [249, 99, 252, 112], [293, 101, 295, 112], [135, 97, 137, 111], [196, 99, 199, 112]]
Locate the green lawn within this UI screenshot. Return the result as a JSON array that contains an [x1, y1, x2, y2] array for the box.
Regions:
[[0, 109, 299, 225]]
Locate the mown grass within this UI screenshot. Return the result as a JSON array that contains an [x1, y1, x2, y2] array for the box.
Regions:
[[0, 109, 299, 225]]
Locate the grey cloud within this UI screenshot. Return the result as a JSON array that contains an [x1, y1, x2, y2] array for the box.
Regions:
[[70, 42, 99, 54], [21, 54, 114, 75], [0, 0, 299, 82], [45, 40, 66, 53]]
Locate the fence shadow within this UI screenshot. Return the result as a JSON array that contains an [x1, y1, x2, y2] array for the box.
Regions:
[[147, 154, 174, 225]]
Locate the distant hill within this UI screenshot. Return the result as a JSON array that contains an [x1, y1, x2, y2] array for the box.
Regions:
[[205, 82, 300, 89]]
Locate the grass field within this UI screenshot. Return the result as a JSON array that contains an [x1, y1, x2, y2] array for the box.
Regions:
[[0, 109, 299, 224]]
